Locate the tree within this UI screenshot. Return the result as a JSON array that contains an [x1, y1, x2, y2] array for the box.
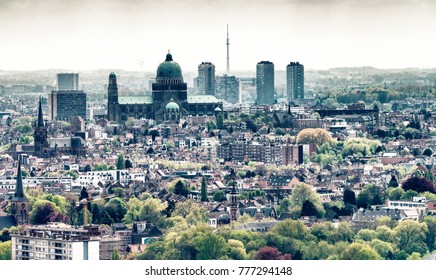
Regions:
[[213, 190, 227, 202], [422, 148, 433, 157], [402, 176, 436, 194], [356, 184, 386, 209], [227, 239, 247, 260], [174, 180, 189, 197], [423, 216, 436, 252], [254, 246, 291, 260], [116, 154, 125, 170], [343, 189, 356, 205], [296, 128, 334, 146], [216, 113, 224, 129], [394, 220, 428, 255], [111, 249, 121, 260], [200, 176, 208, 202], [340, 243, 382, 260], [104, 197, 127, 224], [123, 197, 167, 226], [125, 159, 133, 169], [301, 200, 318, 217], [388, 187, 405, 201], [289, 183, 325, 217], [84, 164, 92, 172], [193, 231, 228, 260], [30, 200, 67, 224], [0, 241, 12, 260], [79, 187, 89, 200]]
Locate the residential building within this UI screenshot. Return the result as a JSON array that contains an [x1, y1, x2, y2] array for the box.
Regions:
[[216, 75, 239, 104], [286, 62, 304, 102], [196, 62, 216, 96], [256, 61, 274, 105]]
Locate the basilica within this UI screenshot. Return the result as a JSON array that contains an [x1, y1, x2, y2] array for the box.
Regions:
[[108, 52, 223, 123]]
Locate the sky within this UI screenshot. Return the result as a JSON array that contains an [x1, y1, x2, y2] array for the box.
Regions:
[[0, 0, 436, 73]]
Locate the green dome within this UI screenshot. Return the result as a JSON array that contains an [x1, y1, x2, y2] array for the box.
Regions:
[[157, 53, 182, 78], [214, 107, 222, 112], [165, 101, 179, 111]]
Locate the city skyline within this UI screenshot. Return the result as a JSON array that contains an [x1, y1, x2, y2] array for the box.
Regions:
[[1, 0, 436, 72]]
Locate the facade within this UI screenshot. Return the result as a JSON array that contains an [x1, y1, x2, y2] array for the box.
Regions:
[[256, 61, 275, 105], [217, 141, 316, 165], [57, 73, 79, 91], [11, 224, 101, 260], [215, 75, 239, 104], [196, 62, 216, 95], [48, 90, 87, 121], [108, 53, 222, 123], [286, 62, 304, 102]]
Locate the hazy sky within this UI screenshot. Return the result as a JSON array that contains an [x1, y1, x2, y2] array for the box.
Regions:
[[1, 0, 436, 73]]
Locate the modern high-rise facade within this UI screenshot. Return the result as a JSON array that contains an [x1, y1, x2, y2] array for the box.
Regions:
[[57, 73, 79, 91], [216, 75, 239, 104], [196, 62, 216, 95], [256, 61, 275, 105], [49, 73, 87, 121], [48, 90, 87, 121], [286, 62, 304, 102]]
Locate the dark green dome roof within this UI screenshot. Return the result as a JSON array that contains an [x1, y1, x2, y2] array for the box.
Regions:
[[157, 53, 182, 78], [165, 101, 179, 110]]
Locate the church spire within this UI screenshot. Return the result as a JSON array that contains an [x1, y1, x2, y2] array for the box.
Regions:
[[14, 159, 25, 200], [37, 96, 44, 127]]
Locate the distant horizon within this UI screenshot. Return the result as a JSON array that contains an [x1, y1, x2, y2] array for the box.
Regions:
[[1, 1, 436, 72], [2, 65, 436, 74]]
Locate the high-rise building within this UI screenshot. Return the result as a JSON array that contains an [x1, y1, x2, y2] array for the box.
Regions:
[[48, 90, 87, 121], [57, 73, 79, 91], [216, 75, 239, 104], [286, 62, 304, 102], [256, 61, 275, 105], [196, 62, 216, 96], [49, 73, 86, 121]]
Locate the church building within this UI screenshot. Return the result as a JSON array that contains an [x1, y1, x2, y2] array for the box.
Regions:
[[108, 52, 223, 122]]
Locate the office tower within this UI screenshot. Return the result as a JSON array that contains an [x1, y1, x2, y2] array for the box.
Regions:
[[286, 62, 304, 102], [107, 72, 119, 122], [49, 73, 86, 121], [216, 75, 239, 104], [256, 61, 275, 105], [57, 73, 79, 91], [196, 62, 216, 95], [48, 90, 87, 121]]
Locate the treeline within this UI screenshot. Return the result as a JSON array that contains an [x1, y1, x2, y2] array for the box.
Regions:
[[131, 216, 436, 260]]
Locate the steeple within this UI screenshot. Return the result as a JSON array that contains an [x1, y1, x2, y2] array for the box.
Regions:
[[14, 160, 25, 200], [11, 157, 29, 225], [37, 96, 44, 127]]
